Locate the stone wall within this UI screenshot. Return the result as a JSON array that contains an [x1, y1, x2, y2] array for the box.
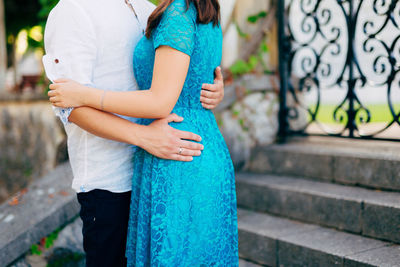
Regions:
[[0, 97, 66, 203], [216, 74, 280, 170]]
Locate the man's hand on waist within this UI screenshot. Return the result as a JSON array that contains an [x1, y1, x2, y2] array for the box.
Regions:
[[134, 114, 203, 162]]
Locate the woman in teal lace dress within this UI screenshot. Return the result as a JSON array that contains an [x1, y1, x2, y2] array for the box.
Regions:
[[47, 0, 238, 265]]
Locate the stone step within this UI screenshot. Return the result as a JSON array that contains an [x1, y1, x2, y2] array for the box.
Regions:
[[238, 209, 400, 267], [239, 258, 265, 267], [0, 163, 79, 267], [247, 136, 400, 191], [236, 173, 400, 244]]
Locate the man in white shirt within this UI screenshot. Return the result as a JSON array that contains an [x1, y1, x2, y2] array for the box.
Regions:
[[43, 0, 225, 266]]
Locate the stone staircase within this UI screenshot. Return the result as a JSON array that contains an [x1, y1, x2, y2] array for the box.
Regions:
[[237, 136, 400, 267]]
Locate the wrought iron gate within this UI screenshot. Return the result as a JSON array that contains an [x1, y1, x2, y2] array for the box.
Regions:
[[277, 0, 400, 141]]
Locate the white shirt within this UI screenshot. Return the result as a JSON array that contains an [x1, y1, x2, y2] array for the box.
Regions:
[[43, 0, 155, 193]]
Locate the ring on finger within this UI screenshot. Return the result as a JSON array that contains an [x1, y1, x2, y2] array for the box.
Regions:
[[178, 147, 183, 155]]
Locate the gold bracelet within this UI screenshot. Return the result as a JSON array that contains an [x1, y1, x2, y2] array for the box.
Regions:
[[100, 90, 107, 111]]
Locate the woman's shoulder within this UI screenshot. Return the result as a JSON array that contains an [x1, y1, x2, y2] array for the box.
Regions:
[[164, 0, 197, 21]]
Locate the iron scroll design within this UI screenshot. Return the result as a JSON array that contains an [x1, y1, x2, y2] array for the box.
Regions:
[[278, 0, 400, 140]]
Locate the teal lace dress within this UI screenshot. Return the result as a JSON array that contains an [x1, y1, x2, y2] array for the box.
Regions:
[[126, 0, 238, 266]]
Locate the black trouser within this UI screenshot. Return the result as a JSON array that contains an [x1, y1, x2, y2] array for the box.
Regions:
[[77, 189, 131, 267]]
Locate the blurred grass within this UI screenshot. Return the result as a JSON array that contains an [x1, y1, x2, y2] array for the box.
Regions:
[[309, 104, 400, 124]]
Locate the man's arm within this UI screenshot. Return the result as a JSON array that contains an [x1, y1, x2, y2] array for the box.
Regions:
[[43, 0, 202, 161], [69, 108, 203, 161]]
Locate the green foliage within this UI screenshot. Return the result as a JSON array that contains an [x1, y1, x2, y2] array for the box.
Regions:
[[47, 252, 85, 267], [238, 118, 245, 128], [235, 22, 249, 39], [230, 55, 259, 76], [29, 227, 61, 256], [4, 0, 41, 36], [45, 229, 60, 249], [230, 11, 271, 76], [34, 0, 59, 49], [230, 53, 264, 77], [260, 40, 269, 53], [230, 59, 253, 76], [38, 0, 59, 22], [30, 244, 42, 255], [310, 103, 400, 124], [23, 167, 33, 177], [247, 11, 267, 24], [4, 0, 59, 63]]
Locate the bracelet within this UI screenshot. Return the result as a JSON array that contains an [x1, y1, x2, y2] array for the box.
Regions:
[[100, 90, 107, 111]]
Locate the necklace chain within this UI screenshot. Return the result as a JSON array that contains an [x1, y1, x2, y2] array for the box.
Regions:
[[125, 0, 145, 35]]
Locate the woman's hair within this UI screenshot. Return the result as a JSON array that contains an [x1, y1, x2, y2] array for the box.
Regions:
[[145, 0, 220, 38]]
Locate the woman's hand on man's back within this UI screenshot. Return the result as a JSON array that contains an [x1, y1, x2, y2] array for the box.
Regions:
[[200, 66, 224, 110]]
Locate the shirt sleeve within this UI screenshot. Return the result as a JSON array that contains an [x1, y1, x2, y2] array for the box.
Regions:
[[152, 0, 196, 56], [42, 0, 97, 125]]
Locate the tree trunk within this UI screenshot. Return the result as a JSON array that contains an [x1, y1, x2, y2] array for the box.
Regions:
[[0, 0, 7, 92]]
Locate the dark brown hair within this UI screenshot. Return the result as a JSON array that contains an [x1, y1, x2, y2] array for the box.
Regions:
[[145, 0, 220, 38]]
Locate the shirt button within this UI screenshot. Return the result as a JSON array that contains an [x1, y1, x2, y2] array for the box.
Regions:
[[55, 59, 59, 64]]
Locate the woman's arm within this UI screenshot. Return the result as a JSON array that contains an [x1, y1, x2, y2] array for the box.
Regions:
[[100, 46, 190, 118], [49, 46, 190, 119]]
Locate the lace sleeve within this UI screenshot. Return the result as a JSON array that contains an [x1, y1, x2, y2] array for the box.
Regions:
[[152, 0, 197, 56]]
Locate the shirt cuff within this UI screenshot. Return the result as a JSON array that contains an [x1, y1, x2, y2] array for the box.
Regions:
[[53, 106, 74, 125]]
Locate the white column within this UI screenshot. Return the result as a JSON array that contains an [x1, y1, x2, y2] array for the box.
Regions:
[[220, 0, 239, 68]]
